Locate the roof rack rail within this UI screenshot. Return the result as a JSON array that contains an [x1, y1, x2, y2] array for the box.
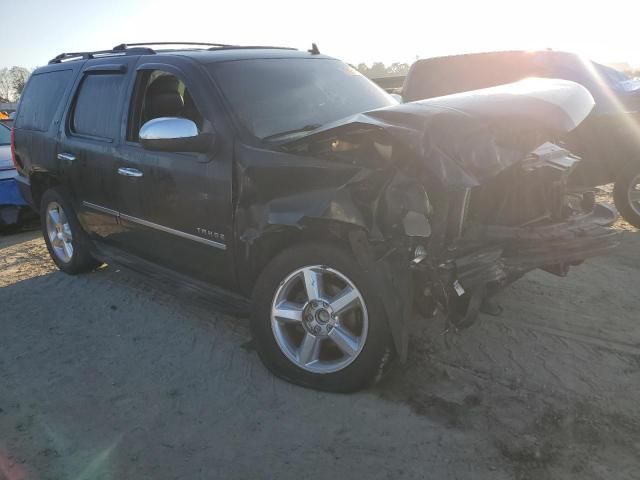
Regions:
[[206, 45, 298, 51], [48, 46, 155, 64], [114, 41, 236, 49], [115, 42, 297, 52], [48, 42, 299, 64]]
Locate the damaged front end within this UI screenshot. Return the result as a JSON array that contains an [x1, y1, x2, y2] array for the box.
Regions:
[[236, 78, 620, 362], [411, 141, 618, 334]]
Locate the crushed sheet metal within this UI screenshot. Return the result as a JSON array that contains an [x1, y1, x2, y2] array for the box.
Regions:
[[283, 78, 595, 187]]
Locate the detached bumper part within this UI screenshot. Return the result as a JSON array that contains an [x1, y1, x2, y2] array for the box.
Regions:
[[424, 202, 620, 329], [491, 203, 619, 275]]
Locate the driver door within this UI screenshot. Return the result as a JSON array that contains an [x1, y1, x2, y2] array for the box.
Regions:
[[114, 63, 234, 286]]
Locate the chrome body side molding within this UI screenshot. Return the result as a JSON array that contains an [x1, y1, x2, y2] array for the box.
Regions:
[[82, 201, 226, 250]]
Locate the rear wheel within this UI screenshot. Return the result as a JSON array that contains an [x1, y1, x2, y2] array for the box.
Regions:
[[40, 188, 101, 274], [613, 166, 640, 228], [251, 244, 392, 392]]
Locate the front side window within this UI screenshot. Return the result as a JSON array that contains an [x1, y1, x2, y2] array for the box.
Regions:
[[209, 58, 396, 141], [127, 70, 204, 142], [71, 73, 125, 140]]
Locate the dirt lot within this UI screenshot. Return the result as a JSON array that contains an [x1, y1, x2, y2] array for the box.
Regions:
[[1, 207, 640, 479]]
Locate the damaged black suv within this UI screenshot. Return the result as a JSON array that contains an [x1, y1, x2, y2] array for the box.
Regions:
[[13, 43, 619, 392]]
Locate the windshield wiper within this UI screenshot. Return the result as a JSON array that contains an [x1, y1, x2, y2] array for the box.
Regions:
[[262, 124, 322, 142]]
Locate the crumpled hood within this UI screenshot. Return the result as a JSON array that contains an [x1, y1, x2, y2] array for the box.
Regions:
[[285, 78, 595, 187]]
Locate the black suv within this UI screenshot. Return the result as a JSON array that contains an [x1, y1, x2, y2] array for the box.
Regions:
[[12, 43, 618, 392]]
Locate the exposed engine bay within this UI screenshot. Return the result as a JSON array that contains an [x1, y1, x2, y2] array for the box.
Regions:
[[410, 141, 618, 331]]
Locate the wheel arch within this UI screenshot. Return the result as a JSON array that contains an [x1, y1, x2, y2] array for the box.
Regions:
[[30, 172, 64, 212], [238, 221, 413, 363], [237, 220, 360, 297]]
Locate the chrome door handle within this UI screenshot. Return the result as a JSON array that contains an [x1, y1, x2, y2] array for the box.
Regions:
[[117, 167, 143, 178], [57, 153, 76, 162]]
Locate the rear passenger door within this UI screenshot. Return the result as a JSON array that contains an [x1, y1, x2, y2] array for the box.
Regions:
[[58, 58, 136, 243]]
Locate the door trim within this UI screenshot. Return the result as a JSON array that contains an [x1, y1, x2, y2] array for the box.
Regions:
[[119, 213, 227, 250], [83, 201, 119, 217], [82, 201, 226, 250]]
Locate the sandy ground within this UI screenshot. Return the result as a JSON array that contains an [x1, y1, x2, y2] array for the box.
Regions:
[[1, 206, 639, 479]]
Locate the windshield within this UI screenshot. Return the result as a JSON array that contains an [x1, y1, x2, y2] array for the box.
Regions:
[[209, 58, 396, 141], [0, 124, 10, 145]]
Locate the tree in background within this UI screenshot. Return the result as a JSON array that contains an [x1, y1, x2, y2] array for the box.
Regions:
[[0, 68, 11, 103], [356, 62, 411, 79], [9, 67, 30, 99], [0, 66, 32, 102]]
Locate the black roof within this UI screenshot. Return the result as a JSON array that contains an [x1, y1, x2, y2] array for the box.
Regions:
[[160, 48, 333, 64], [48, 42, 331, 65]]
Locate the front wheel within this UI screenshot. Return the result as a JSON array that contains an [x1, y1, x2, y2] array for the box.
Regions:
[[613, 166, 640, 228], [251, 244, 393, 392]]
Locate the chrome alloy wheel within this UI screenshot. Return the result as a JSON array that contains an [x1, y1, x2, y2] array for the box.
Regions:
[[628, 174, 640, 216], [45, 202, 74, 263], [270, 265, 369, 374]]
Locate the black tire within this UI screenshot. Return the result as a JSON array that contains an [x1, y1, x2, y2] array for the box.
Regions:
[[40, 188, 102, 274], [251, 243, 393, 393], [613, 164, 640, 228]]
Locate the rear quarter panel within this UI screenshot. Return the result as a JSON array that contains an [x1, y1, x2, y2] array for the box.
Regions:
[[13, 63, 84, 208]]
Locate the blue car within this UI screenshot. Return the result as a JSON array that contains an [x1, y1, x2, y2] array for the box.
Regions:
[[0, 122, 29, 227]]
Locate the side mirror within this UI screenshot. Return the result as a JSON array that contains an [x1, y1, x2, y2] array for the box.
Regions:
[[139, 117, 213, 153]]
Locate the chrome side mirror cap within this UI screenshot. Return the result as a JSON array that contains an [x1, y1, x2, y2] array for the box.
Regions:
[[139, 117, 213, 153]]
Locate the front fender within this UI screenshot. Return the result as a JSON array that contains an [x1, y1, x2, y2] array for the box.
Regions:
[[233, 143, 417, 360]]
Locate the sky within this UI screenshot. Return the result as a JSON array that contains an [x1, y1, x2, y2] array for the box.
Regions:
[[2, 0, 639, 69]]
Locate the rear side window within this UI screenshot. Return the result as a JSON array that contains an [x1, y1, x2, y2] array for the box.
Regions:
[[71, 74, 125, 140], [16, 70, 73, 131]]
